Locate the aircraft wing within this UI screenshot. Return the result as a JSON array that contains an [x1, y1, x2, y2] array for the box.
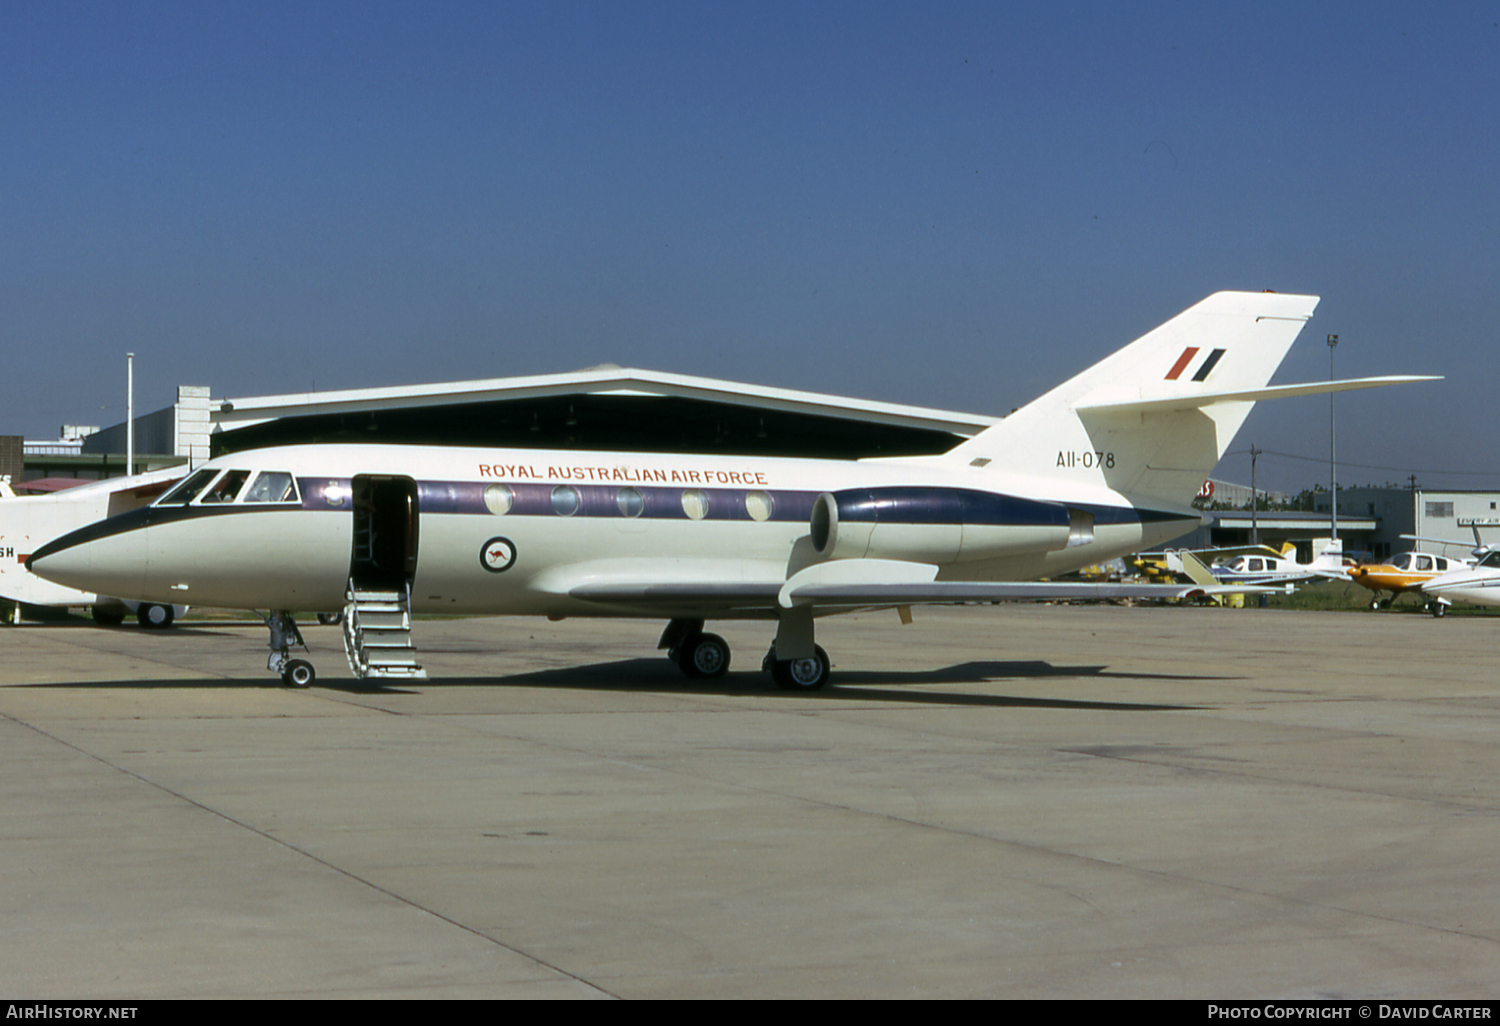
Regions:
[[780, 580, 1269, 607], [567, 581, 783, 612], [1308, 567, 1352, 581], [1184, 543, 1286, 561], [562, 558, 1276, 615]]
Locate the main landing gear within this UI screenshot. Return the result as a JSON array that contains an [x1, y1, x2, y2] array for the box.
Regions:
[[660, 618, 832, 690], [265, 610, 316, 688], [763, 643, 831, 691], [660, 619, 731, 679]]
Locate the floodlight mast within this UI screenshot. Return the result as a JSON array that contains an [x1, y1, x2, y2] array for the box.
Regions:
[[1328, 334, 1338, 541], [126, 352, 134, 477]]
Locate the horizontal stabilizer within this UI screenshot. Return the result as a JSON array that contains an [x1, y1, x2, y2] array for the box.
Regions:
[[1077, 375, 1440, 414]]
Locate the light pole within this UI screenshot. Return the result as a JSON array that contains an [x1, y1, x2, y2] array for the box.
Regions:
[[1327, 334, 1338, 540], [126, 352, 134, 478], [1249, 444, 1261, 546]]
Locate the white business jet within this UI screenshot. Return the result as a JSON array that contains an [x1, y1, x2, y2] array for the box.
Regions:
[[28, 292, 1434, 688]]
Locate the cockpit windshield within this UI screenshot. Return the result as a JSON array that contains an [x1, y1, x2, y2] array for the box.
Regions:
[[156, 468, 222, 506], [243, 471, 299, 504], [1479, 550, 1500, 569], [201, 470, 251, 504], [155, 468, 301, 506]]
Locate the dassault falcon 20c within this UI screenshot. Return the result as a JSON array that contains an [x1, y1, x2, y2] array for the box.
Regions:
[[29, 291, 1435, 689]]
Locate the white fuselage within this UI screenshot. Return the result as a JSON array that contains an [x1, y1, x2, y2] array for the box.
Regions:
[[1421, 551, 1500, 609], [28, 443, 1198, 619]]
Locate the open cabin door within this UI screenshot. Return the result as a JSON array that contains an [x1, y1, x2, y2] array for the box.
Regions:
[[343, 475, 426, 680], [350, 475, 420, 591]]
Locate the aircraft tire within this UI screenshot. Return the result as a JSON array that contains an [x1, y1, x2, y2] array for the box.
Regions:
[[675, 633, 730, 679], [770, 645, 830, 691], [137, 603, 174, 629], [282, 659, 316, 688]]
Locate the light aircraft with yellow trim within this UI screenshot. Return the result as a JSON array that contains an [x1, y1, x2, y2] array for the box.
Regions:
[[28, 292, 1435, 688], [1345, 551, 1469, 610]]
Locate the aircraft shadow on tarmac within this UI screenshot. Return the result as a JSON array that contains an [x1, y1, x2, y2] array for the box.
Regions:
[[373, 657, 1213, 711], [19, 658, 1217, 711]]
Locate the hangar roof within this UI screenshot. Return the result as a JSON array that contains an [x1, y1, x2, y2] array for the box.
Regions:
[[210, 366, 1001, 461]]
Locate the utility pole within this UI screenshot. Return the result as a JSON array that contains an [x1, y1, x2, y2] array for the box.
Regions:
[[1249, 444, 1261, 546], [1328, 334, 1339, 540], [126, 352, 134, 478]]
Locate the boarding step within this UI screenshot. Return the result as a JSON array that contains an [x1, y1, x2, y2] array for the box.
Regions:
[[342, 582, 426, 680]]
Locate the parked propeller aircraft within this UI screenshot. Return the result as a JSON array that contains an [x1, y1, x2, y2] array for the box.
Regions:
[[1345, 551, 1469, 610], [1209, 540, 1347, 587], [1126, 540, 1343, 602], [28, 291, 1435, 688]]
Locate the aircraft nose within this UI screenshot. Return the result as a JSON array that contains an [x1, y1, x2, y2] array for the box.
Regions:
[[26, 508, 153, 598], [28, 531, 104, 592]]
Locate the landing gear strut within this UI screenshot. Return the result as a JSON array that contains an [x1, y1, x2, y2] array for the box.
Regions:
[[265, 610, 316, 688]]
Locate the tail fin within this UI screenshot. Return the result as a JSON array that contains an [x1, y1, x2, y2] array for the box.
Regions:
[[939, 291, 1320, 506], [1310, 538, 1345, 568]]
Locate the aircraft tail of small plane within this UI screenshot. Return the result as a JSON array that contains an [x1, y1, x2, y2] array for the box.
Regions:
[[936, 291, 1322, 507]]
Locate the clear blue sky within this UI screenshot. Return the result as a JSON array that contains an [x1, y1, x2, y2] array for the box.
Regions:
[[4, 1, 1496, 493]]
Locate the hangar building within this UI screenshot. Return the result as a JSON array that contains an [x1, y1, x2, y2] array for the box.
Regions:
[[17, 367, 1000, 481]]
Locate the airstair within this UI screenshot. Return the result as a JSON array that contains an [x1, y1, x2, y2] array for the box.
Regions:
[[342, 581, 426, 680]]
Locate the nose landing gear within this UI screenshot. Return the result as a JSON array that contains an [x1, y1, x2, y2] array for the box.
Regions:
[[265, 610, 316, 688]]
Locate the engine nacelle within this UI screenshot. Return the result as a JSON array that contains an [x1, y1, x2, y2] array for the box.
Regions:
[[810, 487, 1075, 565]]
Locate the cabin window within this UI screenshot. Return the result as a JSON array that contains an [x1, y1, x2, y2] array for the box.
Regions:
[[551, 485, 580, 517], [616, 488, 644, 518], [156, 468, 222, 506], [745, 490, 774, 522], [1415, 555, 1433, 571], [681, 489, 709, 520], [1248, 558, 1263, 572], [484, 483, 514, 516], [243, 471, 299, 504]]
